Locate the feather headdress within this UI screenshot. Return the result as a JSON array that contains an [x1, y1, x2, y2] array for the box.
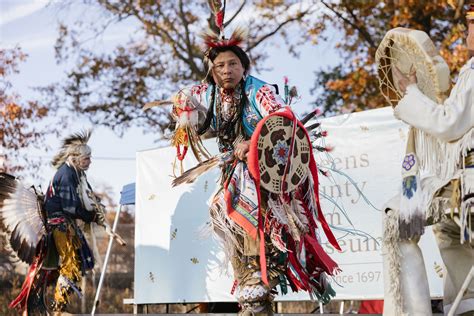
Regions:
[[51, 130, 92, 169], [202, 26, 248, 75], [203, 0, 247, 51], [202, 27, 247, 50], [209, 0, 225, 34]]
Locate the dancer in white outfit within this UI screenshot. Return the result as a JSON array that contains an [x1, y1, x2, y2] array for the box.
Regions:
[[382, 4, 474, 315]]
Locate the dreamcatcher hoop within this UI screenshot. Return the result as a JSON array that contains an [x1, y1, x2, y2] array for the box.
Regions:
[[375, 27, 450, 106]]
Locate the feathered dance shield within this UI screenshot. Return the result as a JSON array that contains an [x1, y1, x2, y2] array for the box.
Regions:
[[248, 111, 311, 194], [0, 173, 46, 264], [247, 109, 341, 288]]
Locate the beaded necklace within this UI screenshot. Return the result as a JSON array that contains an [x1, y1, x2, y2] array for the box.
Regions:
[[215, 85, 242, 152]]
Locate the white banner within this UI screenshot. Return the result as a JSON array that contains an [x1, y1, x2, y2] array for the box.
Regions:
[[134, 107, 443, 304]]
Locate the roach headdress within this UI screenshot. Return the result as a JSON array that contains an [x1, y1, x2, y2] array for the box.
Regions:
[[51, 130, 92, 169], [202, 1, 248, 69]]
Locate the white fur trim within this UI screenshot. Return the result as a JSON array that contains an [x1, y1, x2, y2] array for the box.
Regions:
[[383, 209, 403, 316]]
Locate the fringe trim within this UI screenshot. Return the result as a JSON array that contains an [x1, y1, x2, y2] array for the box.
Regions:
[[316, 273, 336, 305], [413, 128, 474, 180], [383, 209, 403, 316], [426, 197, 449, 224], [54, 275, 82, 309], [283, 201, 301, 242], [303, 175, 322, 243], [208, 193, 246, 271], [267, 198, 289, 226], [461, 169, 474, 243], [290, 198, 310, 233], [385, 196, 450, 316], [459, 202, 473, 244], [303, 176, 318, 216]]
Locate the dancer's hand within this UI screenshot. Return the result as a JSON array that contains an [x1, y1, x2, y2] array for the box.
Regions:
[[393, 65, 417, 95], [94, 210, 106, 225], [234, 140, 250, 161]]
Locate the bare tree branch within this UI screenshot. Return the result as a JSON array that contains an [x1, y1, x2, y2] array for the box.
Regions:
[[321, 0, 376, 48], [248, 8, 314, 51], [224, 0, 247, 28], [177, 0, 202, 75]]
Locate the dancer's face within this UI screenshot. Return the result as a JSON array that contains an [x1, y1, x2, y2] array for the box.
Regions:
[[77, 155, 91, 171], [211, 50, 245, 90]]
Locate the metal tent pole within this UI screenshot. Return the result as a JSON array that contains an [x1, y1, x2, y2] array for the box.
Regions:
[[448, 265, 474, 316], [91, 205, 123, 315]]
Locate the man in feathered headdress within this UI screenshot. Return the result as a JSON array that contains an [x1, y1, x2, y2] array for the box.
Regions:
[[168, 1, 341, 315], [383, 3, 474, 315], [179, 28, 290, 316], [5, 131, 106, 315], [44, 130, 105, 313]]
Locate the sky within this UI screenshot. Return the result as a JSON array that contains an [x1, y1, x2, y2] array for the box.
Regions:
[[1, 0, 341, 203]]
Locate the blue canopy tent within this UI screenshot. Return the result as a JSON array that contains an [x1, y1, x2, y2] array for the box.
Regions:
[[92, 183, 135, 315], [119, 183, 135, 205]]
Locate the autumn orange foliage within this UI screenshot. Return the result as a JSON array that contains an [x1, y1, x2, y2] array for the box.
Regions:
[[313, 0, 470, 114], [0, 47, 53, 174]]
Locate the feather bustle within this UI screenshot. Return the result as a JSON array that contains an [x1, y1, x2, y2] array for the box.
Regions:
[[0, 173, 46, 264]]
